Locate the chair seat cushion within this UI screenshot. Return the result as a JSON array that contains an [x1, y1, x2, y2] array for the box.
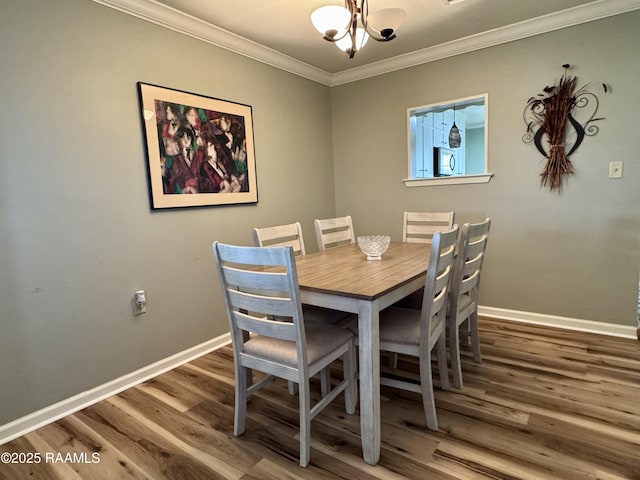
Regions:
[[450, 293, 475, 319], [303, 305, 351, 325], [457, 293, 473, 312], [243, 322, 353, 367], [378, 306, 444, 345]]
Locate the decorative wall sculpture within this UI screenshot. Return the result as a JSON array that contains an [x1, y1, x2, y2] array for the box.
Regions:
[[522, 65, 607, 191]]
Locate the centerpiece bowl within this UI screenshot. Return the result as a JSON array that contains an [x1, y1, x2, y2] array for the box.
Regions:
[[357, 235, 391, 261]]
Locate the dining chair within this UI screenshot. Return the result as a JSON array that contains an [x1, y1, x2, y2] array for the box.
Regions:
[[393, 211, 456, 315], [252, 221, 350, 395], [252, 222, 306, 256], [212, 242, 357, 467], [375, 226, 458, 430], [403, 211, 455, 244], [314, 215, 355, 251], [448, 218, 491, 389]]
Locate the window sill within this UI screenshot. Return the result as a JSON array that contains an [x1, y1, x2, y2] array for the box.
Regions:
[[403, 174, 493, 187]]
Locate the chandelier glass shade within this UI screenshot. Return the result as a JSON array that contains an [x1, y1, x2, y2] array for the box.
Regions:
[[310, 6, 351, 38], [310, 1, 405, 58]]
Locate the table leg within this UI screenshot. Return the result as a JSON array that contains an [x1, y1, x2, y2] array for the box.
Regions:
[[358, 300, 380, 465]]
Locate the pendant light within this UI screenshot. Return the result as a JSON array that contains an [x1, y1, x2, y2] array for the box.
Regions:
[[448, 104, 461, 148]]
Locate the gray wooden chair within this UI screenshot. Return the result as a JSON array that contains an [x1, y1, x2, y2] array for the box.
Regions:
[[393, 211, 456, 317], [252, 221, 349, 395], [212, 242, 357, 467], [403, 211, 455, 244], [448, 218, 491, 389], [314, 215, 355, 250], [376, 226, 457, 430]]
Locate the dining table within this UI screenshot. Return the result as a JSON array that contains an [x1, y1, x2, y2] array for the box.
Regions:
[[295, 241, 431, 465]]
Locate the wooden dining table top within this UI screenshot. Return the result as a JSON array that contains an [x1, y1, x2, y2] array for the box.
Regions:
[[295, 241, 431, 301]]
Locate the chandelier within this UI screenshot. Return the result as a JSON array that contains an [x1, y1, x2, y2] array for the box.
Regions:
[[310, 1, 406, 58]]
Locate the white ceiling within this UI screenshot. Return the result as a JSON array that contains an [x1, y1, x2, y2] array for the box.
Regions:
[[96, 0, 640, 85]]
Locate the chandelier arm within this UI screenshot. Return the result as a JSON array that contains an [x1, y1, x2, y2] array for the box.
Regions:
[[347, 13, 358, 57], [322, 29, 351, 43], [348, 0, 358, 16]]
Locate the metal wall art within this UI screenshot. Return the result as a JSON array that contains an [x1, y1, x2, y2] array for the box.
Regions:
[[523, 64, 607, 191]]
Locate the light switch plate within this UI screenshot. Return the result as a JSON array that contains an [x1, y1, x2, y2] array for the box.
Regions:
[[608, 161, 623, 178]]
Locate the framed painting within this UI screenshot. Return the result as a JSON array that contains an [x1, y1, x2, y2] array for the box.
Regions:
[[137, 82, 258, 209]]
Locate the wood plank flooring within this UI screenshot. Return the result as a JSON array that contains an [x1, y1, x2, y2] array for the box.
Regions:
[[1, 318, 639, 479]]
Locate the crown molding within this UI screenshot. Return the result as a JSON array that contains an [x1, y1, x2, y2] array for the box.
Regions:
[[331, 0, 640, 85], [93, 0, 640, 87]]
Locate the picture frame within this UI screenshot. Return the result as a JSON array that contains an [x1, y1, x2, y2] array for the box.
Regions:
[[137, 82, 258, 209]]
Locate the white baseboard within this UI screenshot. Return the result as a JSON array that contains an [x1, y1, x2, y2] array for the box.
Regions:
[[479, 306, 637, 339], [0, 333, 231, 446]]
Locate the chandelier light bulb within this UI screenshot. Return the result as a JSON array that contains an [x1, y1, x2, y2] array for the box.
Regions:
[[336, 28, 369, 53]]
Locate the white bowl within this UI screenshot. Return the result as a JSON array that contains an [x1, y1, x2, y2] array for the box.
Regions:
[[357, 235, 391, 260]]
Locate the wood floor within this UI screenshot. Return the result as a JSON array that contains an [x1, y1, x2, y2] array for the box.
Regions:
[[1, 318, 639, 479]]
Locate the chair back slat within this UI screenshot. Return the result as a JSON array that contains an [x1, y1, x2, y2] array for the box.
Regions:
[[217, 242, 295, 267], [320, 230, 351, 247], [233, 310, 298, 341], [431, 280, 449, 318], [433, 264, 452, 295], [222, 266, 290, 292], [464, 236, 487, 260], [459, 268, 480, 297], [226, 288, 297, 319], [406, 224, 449, 238]]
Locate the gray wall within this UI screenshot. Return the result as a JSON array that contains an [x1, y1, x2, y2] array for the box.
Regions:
[[331, 11, 640, 325], [0, 0, 335, 424]]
